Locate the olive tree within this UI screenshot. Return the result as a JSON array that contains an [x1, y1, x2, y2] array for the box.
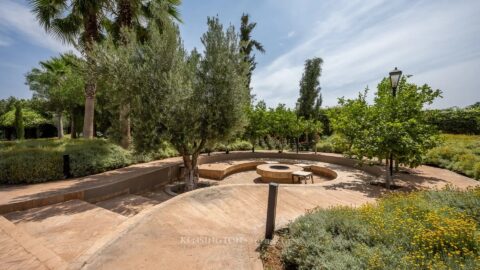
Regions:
[[99, 18, 249, 190]]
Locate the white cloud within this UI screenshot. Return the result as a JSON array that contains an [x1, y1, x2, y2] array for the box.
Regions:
[[0, 0, 76, 53], [287, 31, 295, 38], [252, 0, 480, 109]]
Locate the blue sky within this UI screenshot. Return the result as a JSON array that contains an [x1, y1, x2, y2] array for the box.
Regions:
[[1, 0, 479, 108]]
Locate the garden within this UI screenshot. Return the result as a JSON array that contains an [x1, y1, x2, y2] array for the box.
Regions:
[[0, 0, 479, 269]]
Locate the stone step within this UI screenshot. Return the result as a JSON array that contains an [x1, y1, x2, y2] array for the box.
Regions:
[[0, 216, 67, 270], [135, 186, 174, 204], [95, 194, 160, 217], [3, 199, 126, 264]]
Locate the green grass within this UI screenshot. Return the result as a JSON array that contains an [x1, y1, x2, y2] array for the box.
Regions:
[[425, 134, 480, 179], [270, 187, 480, 270], [0, 138, 177, 184]]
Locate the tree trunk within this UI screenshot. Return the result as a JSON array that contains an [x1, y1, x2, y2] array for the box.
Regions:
[[183, 154, 199, 191], [82, 10, 100, 139], [119, 104, 131, 149], [83, 84, 96, 138], [385, 153, 393, 189], [385, 154, 391, 189], [296, 137, 299, 154], [57, 112, 64, 139], [70, 111, 77, 139]]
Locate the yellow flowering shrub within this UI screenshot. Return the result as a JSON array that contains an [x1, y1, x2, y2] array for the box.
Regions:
[[282, 187, 480, 270]]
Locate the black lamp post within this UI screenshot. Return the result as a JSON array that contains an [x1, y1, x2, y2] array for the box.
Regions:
[[389, 67, 402, 97], [387, 67, 402, 186]]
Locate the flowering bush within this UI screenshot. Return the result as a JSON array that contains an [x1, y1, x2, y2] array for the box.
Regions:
[[281, 187, 480, 270]]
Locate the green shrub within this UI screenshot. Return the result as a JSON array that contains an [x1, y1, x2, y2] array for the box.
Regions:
[[424, 108, 480, 135], [0, 149, 63, 184], [280, 187, 480, 270], [425, 134, 480, 179], [211, 140, 253, 152], [0, 139, 130, 184], [316, 134, 349, 153], [0, 138, 180, 184], [66, 140, 133, 177]]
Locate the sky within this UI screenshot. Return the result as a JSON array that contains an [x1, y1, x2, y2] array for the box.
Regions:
[[0, 0, 479, 109]]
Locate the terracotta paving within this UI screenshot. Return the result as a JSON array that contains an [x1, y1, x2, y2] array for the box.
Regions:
[[75, 164, 479, 270], [96, 194, 159, 217], [0, 152, 478, 270], [4, 200, 126, 263]]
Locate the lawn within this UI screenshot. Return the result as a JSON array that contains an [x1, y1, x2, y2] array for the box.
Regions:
[[261, 187, 480, 270]]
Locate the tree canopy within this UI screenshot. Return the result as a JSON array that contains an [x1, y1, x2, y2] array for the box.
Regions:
[[95, 16, 249, 190], [330, 77, 442, 187]]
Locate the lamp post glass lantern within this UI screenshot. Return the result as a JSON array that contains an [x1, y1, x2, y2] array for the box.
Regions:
[[389, 67, 402, 96]]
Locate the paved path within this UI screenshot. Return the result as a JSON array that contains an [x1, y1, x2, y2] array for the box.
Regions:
[[74, 165, 479, 270], [76, 185, 376, 270], [0, 152, 478, 270]]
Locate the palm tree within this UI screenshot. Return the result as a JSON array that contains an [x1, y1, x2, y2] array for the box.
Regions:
[[240, 13, 265, 95], [109, 0, 182, 148], [26, 54, 85, 139], [29, 0, 107, 139]]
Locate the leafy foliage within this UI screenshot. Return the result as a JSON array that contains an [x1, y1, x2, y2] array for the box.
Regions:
[[330, 78, 441, 169], [25, 53, 85, 114], [96, 16, 249, 189], [239, 13, 265, 93], [424, 107, 480, 135], [425, 134, 480, 179], [280, 187, 480, 270], [296, 57, 323, 120], [0, 108, 50, 128], [0, 139, 129, 184]]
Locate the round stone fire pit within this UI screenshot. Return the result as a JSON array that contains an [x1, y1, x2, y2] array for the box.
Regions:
[[256, 163, 303, 183]]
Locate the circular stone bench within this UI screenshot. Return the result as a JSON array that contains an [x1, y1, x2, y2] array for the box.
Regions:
[[310, 165, 338, 180], [199, 158, 339, 182], [198, 160, 268, 180]]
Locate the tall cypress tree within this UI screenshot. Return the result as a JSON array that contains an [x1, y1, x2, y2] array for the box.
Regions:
[[296, 57, 323, 119]]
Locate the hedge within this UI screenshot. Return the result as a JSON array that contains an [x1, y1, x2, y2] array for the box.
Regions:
[[0, 139, 135, 184]]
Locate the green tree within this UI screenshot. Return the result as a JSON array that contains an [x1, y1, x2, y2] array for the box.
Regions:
[[331, 78, 442, 188], [296, 57, 323, 119], [30, 0, 108, 139], [14, 103, 25, 140], [99, 17, 249, 190], [268, 104, 298, 152], [328, 88, 371, 153], [304, 119, 323, 154], [244, 101, 269, 152], [108, 0, 182, 148], [239, 13, 265, 97], [26, 54, 85, 138]]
